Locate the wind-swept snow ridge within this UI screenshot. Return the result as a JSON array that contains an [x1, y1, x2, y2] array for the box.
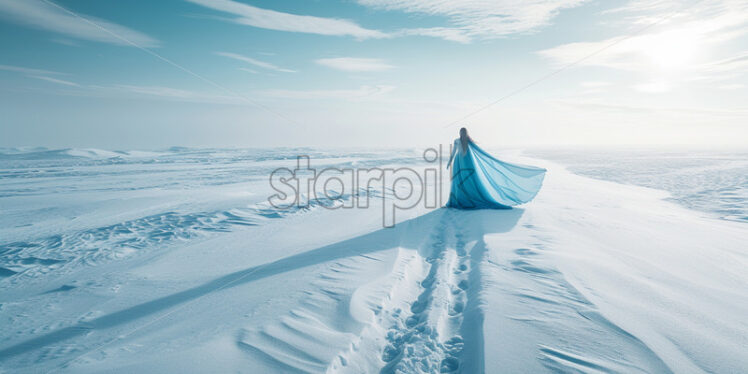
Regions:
[[0, 188, 387, 284]]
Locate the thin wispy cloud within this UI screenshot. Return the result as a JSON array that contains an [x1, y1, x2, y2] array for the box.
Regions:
[[555, 98, 748, 118], [0, 0, 159, 47], [259, 85, 395, 100], [580, 81, 610, 88], [185, 0, 387, 39], [45, 83, 249, 105], [316, 57, 394, 72], [185, 0, 585, 43], [538, 0, 748, 79], [633, 80, 670, 93], [718, 83, 744, 90], [357, 0, 588, 42], [109, 85, 242, 104], [0, 64, 80, 87], [603, 0, 747, 33], [50, 37, 80, 47], [2, 67, 247, 105], [0, 64, 66, 76], [578, 81, 611, 94], [29, 75, 80, 87], [216, 52, 296, 73], [539, 31, 692, 72], [696, 52, 748, 81], [395, 27, 472, 43], [35, 81, 396, 105]]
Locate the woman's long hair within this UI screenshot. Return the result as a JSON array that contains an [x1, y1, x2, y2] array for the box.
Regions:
[[459, 127, 473, 153]]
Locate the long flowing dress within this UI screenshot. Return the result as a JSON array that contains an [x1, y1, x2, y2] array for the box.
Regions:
[[446, 139, 546, 209]]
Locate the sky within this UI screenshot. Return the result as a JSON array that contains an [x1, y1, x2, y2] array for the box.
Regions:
[[0, 0, 747, 149]]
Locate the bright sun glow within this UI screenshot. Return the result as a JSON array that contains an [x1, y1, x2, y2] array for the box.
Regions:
[[640, 29, 702, 69]]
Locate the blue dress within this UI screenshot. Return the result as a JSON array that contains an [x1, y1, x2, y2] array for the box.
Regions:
[[446, 139, 546, 209]]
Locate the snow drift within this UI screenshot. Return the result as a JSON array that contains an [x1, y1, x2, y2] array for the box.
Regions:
[[0, 149, 746, 373]]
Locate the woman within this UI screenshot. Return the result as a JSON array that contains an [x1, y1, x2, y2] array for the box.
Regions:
[[446, 127, 546, 209]]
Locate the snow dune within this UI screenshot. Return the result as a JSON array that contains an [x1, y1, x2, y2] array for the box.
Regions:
[[0, 152, 746, 373]]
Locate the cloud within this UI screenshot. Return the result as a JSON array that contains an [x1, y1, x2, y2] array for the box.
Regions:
[[50, 37, 81, 47], [540, 37, 748, 87], [538, 1, 748, 77], [0, 64, 65, 76], [719, 83, 745, 90], [2, 69, 245, 105], [0, 0, 158, 47], [0, 64, 80, 86], [53, 83, 247, 105], [28, 75, 80, 87], [108, 85, 242, 104], [185, 0, 386, 39], [603, 0, 747, 32], [395, 27, 472, 43], [632, 80, 670, 93], [357, 0, 587, 41], [15, 76, 396, 105], [5, 60, 354, 105], [187, 0, 583, 43], [76, 83, 394, 104], [216, 52, 296, 73], [538, 31, 691, 71], [695, 52, 748, 81], [316, 57, 394, 72], [259, 85, 395, 100], [578, 81, 611, 94], [580, 81, 610, 87], [554, 98, 748, 118]]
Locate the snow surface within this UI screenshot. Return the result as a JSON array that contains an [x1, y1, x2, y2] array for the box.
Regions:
[[527, 148, 748, 223], [0, 148, 746, 373]]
